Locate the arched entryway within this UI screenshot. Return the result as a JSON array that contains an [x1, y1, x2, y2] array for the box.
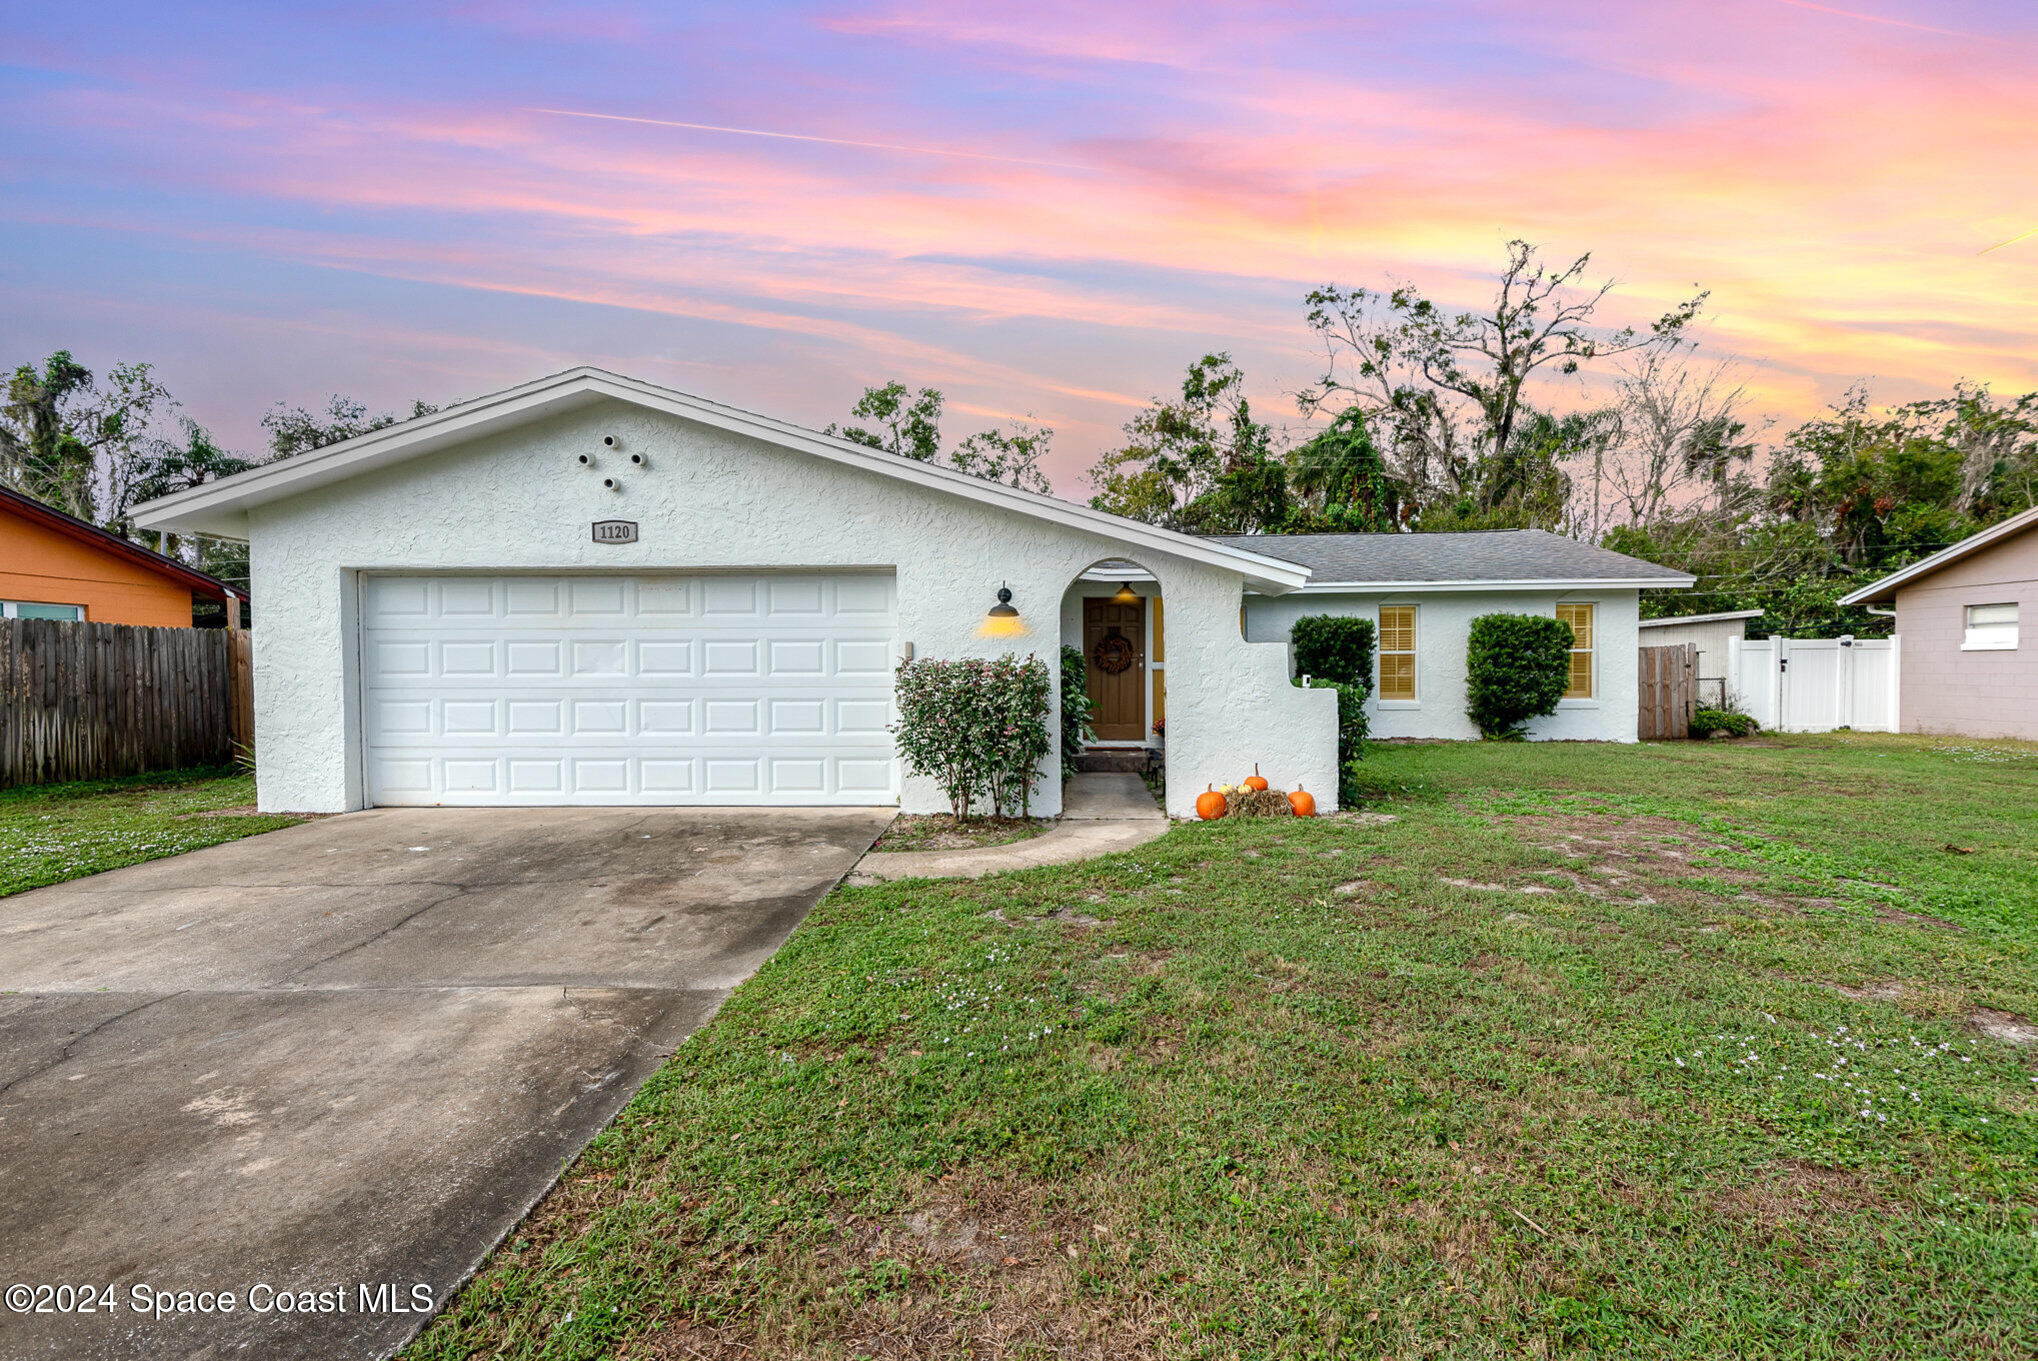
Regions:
[[1059, 558, 1165, 786]]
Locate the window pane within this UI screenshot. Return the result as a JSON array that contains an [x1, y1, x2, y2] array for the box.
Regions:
[[1379, 606, 1414, 652], [1968, 603, 2018, 626], [1558, 602, 1594, 649], [1379, 653, 1416, 700], [1565, 652, 1593, 699], [9, 601, 84, 621]]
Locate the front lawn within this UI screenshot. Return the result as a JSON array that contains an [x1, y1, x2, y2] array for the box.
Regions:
[[414, 734, 2038, 1359], [0, 768, 302, 897]]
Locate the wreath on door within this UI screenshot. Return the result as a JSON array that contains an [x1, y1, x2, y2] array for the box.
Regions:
[[1093, 632, 1136, 675]]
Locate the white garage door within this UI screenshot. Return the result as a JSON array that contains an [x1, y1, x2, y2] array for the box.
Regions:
[[360, 573, 897, 806]]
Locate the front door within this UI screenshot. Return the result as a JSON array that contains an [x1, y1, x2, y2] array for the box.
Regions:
[[1083, 597, 1146, 742]]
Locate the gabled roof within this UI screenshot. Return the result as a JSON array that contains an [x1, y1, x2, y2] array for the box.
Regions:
[[0, 485, 238, 601], [1205, 529, 1695, 591], [1638, 609, 1764, 628], [130, 367, 1312, 593], [1839, 504, 2038, 606]]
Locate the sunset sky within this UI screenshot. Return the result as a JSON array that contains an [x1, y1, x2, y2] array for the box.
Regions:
[[2, 1, 2032, 492]]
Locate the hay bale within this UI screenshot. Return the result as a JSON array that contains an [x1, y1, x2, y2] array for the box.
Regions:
[[1226, 787, 1292, 818]]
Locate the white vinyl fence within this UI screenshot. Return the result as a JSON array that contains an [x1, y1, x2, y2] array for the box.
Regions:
[[1727, 635, 1899, 733]]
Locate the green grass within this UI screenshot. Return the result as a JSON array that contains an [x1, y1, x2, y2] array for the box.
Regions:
[[0, 767, 302, 897], [413, 734, 2038, 1359]]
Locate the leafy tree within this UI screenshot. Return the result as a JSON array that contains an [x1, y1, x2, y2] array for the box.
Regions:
[[1300, 241, 1707, 518], [828, 381, 1051, 492], [1, 351, 174, 520], [1287, 408, 1401, 531], [827, 381, 943, 463], [262, 394, 439, 459], [112, 419, 259, 547], [1088, 353, 1289, 532]]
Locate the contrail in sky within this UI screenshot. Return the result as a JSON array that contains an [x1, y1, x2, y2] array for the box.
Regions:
[[1978, 226, 2037, 255], [1770, 0, 1978, 38], [526, 107, 1085, 169]]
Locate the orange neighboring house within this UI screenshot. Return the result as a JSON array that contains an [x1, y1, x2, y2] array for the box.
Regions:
[[0, 484, 241, 627]]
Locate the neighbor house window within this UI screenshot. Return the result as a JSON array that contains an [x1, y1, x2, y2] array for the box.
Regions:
[[1378, 605, 1417, 700], [1, 600, 84, 621], [1963, 602, 2018, 650], [1558, 602, 1595, 699]]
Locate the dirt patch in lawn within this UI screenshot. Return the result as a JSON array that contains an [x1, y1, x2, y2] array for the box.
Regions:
[[1970, 1008, 2038, 1046], [616, 1174, 1168, 1360], [1499, 812, 1779, 911], [872, 815, 1053, 852], [1713, 1160, 1891, 1225]]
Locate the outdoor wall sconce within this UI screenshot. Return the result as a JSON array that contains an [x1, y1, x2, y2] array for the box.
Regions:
[[980, 583, 1024, 637]]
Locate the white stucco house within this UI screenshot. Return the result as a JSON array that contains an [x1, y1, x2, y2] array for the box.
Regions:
[[131, 369, 1691, 818]]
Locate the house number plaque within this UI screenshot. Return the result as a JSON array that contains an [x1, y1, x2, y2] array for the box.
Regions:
[[591, 520, 638, 544]]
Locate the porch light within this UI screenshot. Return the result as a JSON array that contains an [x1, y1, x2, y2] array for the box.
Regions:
[[981, 583, 1024, 637], [1110, 582, 1140, 606]]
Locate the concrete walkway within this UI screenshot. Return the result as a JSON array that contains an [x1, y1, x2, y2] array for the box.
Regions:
[[852, 773, 1167, 882]]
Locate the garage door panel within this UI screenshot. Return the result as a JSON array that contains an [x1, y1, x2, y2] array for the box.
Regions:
[[363, 573, 896, 806], [636, 640, 695, 675]]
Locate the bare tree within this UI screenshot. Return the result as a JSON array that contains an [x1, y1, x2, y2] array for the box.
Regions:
[[1300, 241, 1708, 515], [1604, 352, 1759, 528]]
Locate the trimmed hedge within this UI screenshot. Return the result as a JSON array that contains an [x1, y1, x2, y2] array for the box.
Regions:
[[1291, 615, 1377, 688], [1465, 613, 1573, 740]]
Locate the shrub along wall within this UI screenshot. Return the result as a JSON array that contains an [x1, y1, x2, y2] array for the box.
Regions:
[[1058, 644, 1093, 765], [893, 654, 1053, 819], [1465, 613, 1573, 739], [1291, 615, 1376, 688], [1289, 613, 1375, 806]]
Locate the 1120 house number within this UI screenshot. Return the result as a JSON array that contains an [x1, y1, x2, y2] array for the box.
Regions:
[[591, 520, 638, 544]]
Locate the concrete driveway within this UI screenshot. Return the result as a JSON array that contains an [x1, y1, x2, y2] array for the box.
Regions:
[[0, 806, 890, 1360]]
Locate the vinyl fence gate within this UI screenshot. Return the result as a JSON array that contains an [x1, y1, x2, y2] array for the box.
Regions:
[[1637, 642, 1697, 740], [1726, 635, 1900, 733]]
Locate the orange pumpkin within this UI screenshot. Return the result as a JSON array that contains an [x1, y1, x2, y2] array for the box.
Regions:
[[1242, 764, 1270, 792], [1287, 786, 1317, 818], [1195, 785, 1228, 820]]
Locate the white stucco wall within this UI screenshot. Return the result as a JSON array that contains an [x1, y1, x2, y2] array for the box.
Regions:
[[244, 399, 1337, 817], [1243, 589, 1642, 742]]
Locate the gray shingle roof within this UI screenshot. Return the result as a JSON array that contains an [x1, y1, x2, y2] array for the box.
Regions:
[[1204, 529, 1692, 586]]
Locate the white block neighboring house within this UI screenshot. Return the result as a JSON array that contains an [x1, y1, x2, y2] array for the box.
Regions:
[[130, 368, 1694, 817]]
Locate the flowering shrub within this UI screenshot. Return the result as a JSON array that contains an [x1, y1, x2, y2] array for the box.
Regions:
[[894, 654, 1054, 820]]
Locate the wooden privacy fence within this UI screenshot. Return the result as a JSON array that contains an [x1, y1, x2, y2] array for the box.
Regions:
[[1637, 642, 1697, 740], [0, 618, 253, 788]]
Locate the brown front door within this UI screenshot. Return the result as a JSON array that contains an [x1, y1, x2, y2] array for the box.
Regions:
[[1084, 597, 1146, 742]]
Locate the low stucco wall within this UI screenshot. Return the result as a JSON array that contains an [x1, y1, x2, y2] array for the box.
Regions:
[[245, 399, 1337, 816], [1243, 589, 1643, 742], [1893, 529, 2037, 741]]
